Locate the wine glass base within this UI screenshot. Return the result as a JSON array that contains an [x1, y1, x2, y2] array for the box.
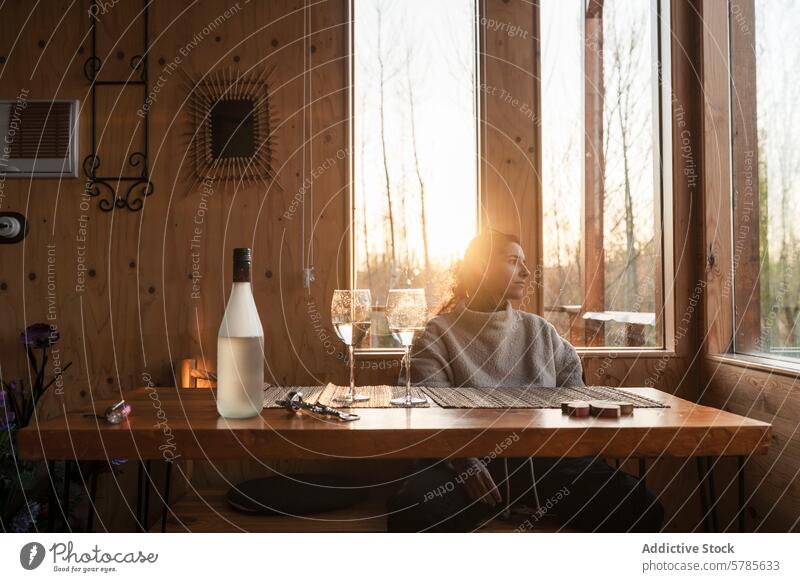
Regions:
[[390, 396, 427, 407], [334, 394, 370, 404]]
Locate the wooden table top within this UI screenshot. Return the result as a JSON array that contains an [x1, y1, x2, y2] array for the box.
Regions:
[[18, 387, 771, 461]]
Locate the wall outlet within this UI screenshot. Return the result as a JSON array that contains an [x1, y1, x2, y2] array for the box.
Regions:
[[0, 212, 27, 244]]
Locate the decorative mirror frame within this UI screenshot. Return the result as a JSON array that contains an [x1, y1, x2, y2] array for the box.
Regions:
[[184, 66, 278, 185]]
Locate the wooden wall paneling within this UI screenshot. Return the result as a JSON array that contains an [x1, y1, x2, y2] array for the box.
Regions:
[[667, 0, 703, 362], [729, 0, 761, 353], [0, 0, 749, 532], [94, 0, 145, 83], [93, 0, 230, 530], [187, 0, 355, 488], [268, 2, 329, 390], [0, 0, 170, 531], [163, 0, 307, 489], [656, 0, 705, 401], [308, 0, 350, 385], [95, 87, 146, 175], [701, 360, 800, 531], [479, 0, 540, 313], [700, 0, 734, 356], [699, 0, 800, 531], [0, 0, 358, 526]]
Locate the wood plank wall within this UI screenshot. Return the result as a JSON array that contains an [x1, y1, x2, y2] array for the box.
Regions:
[[479, 0, 541, 312], [701, 0, 800, 532], [0, 0, 352, 529], [1, 0, 779, 532]]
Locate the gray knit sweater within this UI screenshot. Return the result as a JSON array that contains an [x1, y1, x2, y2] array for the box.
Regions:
[[410, 301, 585, 388]]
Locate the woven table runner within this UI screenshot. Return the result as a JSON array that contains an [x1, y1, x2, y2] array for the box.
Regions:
[[262, 384, 430, 408], [420, 385, 668, 409], [262, 385, 326, 408], [317, 384, 430, 408]]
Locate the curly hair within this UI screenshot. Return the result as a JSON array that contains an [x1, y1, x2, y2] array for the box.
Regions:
[[435, 230, 521, 314]]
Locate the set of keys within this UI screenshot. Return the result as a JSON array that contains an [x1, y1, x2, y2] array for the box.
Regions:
[[276, 391, 360, 422]]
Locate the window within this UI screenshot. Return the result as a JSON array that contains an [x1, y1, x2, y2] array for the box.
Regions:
[[540, 0, 667, 348], [731, 0, 800, 363], [352, 0, 479, 349]]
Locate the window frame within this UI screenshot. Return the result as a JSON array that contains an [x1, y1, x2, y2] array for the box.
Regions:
[[346, 0, 675, 356], [347, 0, 482, 354], [538, 0, 675, 354], [702, 0, 800, 377]]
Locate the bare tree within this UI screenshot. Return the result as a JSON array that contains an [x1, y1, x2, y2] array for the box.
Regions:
[[405, 47, 431, 280], [775, 99, 800, 347], [358, 92, 373, 290], [753, 1, 800, 352], [376, 6, 397, 286], [604, 6, 649, 309], [397, 107, 412, 281]]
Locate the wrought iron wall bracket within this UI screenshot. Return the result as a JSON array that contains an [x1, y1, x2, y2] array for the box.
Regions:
[[82, 0, 153, 213]]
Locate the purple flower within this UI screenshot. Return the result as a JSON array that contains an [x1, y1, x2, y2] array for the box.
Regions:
[[11, 501, 41, 533], [0, 409, 15, 430], [20, 323, 59, 348], [0, 392, 14, 429]]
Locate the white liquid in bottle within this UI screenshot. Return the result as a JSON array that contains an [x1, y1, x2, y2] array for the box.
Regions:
[[216, 248, 265, 418]]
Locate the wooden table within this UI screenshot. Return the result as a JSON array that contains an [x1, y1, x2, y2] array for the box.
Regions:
[[18, 387, 771, 532]]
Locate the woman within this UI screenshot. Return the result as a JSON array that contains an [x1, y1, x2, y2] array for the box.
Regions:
[[386, 230, 664, 532]]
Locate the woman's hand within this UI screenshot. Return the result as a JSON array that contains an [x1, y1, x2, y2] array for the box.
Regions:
[[451, 457, 502, 506]]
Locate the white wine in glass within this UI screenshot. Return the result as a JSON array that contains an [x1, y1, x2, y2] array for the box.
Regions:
[[386, 288, 428, 406], [331, 289, 372, 403]]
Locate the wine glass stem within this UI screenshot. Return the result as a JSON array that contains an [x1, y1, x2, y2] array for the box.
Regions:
[[349, 344, 355, 400], [405, 344, 412, 403]]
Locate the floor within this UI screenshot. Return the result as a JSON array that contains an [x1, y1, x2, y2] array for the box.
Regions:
[[155, 486, 562, 533]]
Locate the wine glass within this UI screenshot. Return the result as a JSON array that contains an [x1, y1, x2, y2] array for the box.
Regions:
[[386, 288, 428, 406], [331, 289, 372, 403]]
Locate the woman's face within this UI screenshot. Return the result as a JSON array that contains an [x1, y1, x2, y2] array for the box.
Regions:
[[471, 240, 532, 303]]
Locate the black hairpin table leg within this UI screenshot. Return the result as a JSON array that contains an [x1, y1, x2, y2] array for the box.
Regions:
[[638, 458, 646, 501], [136, 461, 145, 532], [696, 457, 711, 531], [737, 456, 746, 532], [61, 459, 72, 531], [696, 457, 720, 532], [161, 460, 173, 533], [85, 465, 100, 533], [706, 457, 720, 532], [142, 460, 152, 532], [47, 460, 57, 532]]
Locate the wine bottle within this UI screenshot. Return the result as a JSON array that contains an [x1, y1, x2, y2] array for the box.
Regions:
[[216, 247, 265, 418]]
